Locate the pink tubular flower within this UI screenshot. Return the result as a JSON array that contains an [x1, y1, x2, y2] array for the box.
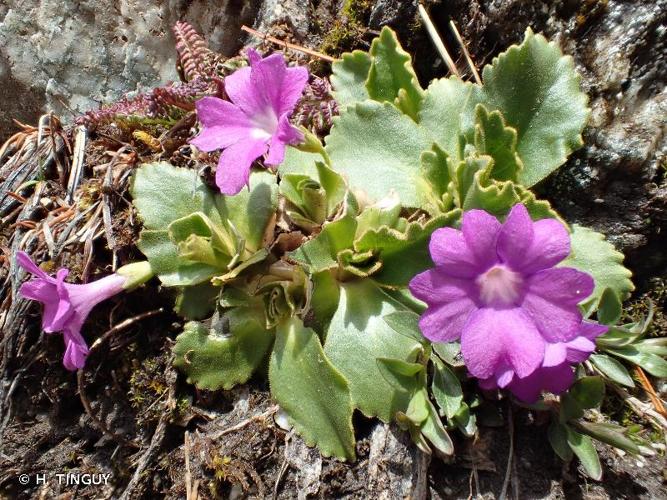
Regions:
[[17, 252, 152, 371], [190, 48, 308, 195], [409, 204, 598, 402]]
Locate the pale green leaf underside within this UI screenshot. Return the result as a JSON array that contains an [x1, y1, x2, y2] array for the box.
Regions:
[[324, 280, 422, 422], [270, 317, 356, 460], [331, 50, 372, 109], [325, 100, 432, 207], [131, 161, 222, 230], [419, 77, 484, 162]]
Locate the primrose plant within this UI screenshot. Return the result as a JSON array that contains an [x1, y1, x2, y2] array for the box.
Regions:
[[20, 27, 663, 478]]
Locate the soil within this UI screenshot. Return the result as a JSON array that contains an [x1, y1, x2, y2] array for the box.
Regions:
[[1, 1, 666, 499]]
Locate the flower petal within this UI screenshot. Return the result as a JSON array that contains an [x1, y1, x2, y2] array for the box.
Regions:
[[16, 251, 52, 281], [226, 50, 307, 119], [64, 274, 127, 322], [461, 307, 544, 380], [47, 269, 75, 332], [20, 280, 62, 331], [579, 321, 608, 341], [224, 66, 259, 115], [461, 209, 501, 271], [190, 97, 255, 152], [214, 138, 269, 195], [543, 342, 568, 367], [497, 204, 534, 270], [509, 364, 574, 403], [521, 291, 583, 342], [519, 218, 570, 273], [409, 269, 476, 305], [419, 298, 477, 343], [564, 337, 596, 363], [277, 66, 309, 116], [265, 114, 303, 165], [62, 329, 89, 371], [525, 267, 594, 306], [428, 228, 484, 278]]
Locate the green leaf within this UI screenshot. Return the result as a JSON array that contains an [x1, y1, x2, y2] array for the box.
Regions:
[[324, 280, 422, 422], [366, 26, 423, 120], [566, 428, 602, 480], [331, 50, 372, 108], [383, 310, 427, 344], [473, 104, 523, 181], [420, 399, 454, 456], [433, 342, 464, 367], [419, 144, 455, 216], [288, 215, 357, 273], [136, 230, 220, 287], [270, 317, 356, 460], [377, 357, 424, 391], [173, 309, 273, 391], [131, 161, 222, 230], [569, 376, 605, 409], [280, 145, 323, 179], [217, 170, 278, 253], [590, 354, 635, 388], [168, 212, 236, 266], [548, 421, 574, 461], [452, 402, 477, 437], [559, 393, 584, 422], [174, 282, 219, 320], [432, 357, 463, 419], [458, 157, 514, 214], [353, 212, 457, 286], [405, 387, 430, 425], [309, 270, 341, 333], [597, 288, 623, 325], [561, 225, 634, 311], [636, 338, 667, 356], [482, 28, 589, 186], [419, 77, 484, 162], [317, 162, 348, 216], [605, 347, 667, 378], [572, 420, 640, 454], [326, 100, 432, 207]]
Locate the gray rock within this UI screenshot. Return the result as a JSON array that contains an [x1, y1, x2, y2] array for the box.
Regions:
[[0, 0, 261, 139], [367, 422, 431, 500]]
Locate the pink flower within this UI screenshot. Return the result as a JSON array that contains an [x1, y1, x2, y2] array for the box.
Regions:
[[190, 48, 308, 195], [479, 321, 608, 402], [409, 204, 597, 401], [17, 252, 127, 370]]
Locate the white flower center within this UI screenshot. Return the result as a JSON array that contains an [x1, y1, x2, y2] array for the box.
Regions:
[[251, 107, 279, 140], [476, 265, 523, 306]]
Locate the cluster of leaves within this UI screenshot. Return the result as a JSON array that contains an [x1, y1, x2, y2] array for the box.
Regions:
[[76, 76, 215, 128], [127, 26, 661, 473]]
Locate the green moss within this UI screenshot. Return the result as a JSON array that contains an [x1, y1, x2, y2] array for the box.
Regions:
[[319, 0, 373, 58], [128, 356, 169, 425]]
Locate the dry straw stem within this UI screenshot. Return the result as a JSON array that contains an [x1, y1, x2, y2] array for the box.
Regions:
[[449, 20, 482, 84], [241, 25, 335, 62], [418, 3, 460, 77]]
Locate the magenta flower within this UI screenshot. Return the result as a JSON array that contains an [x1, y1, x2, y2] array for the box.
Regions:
[[479, 321, 608, 401], [409, 204, 596, 399], [18, 252, 127, 370], [190, 48, 308, 195]]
